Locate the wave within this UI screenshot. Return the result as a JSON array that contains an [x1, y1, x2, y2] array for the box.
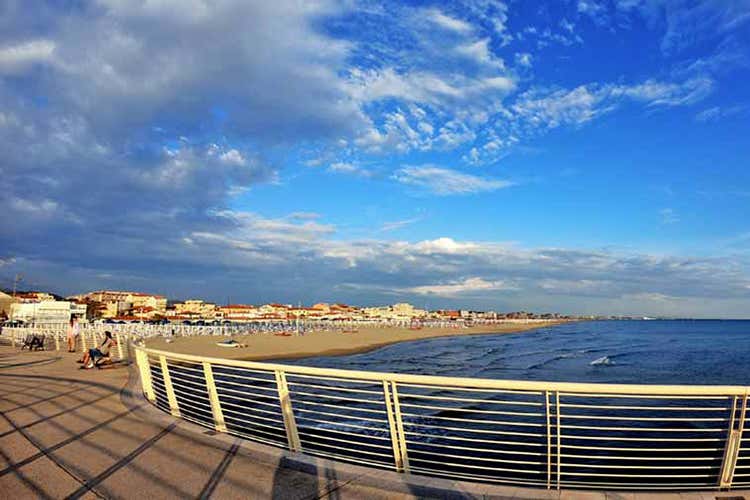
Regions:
[[590, 355, 613, 366]]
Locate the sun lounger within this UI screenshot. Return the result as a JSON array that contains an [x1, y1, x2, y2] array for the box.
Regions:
[[20, 334, 35, 350]]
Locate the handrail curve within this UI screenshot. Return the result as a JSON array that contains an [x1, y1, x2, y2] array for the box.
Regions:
[[133, 343, 750, 491]]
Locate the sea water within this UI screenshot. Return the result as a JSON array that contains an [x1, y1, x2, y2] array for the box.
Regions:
[[287, 320, 750, 385]]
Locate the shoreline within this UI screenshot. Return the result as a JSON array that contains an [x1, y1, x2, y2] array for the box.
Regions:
[[144, 320, 570, 362]]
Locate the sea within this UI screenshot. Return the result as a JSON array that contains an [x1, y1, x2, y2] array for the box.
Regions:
[[285, 320, 750, 385]]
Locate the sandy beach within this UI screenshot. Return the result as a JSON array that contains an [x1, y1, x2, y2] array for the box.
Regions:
[[144, 321, 568, 361]]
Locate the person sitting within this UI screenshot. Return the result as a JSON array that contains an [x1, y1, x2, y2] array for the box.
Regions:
[[78, 331, 116, 369]]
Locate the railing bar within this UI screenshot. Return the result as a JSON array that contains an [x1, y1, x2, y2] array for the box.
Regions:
[[292, 407, 387, 424], [559, 462, 720, 470], [171, 385, 209, 398], [223, 414, 286, 432], [398, 393, 542, 406], [169, 375, 209, 388], [296, 437, 393, 456], [296, 424, 390, 441], [560, 414, 727, 422], [559, 471, 716, 478], [560, 425, 726, 432], [301, 449, 392, 469], [560, 434, 724, 442], [286, 372, 386, 386], [404, 438, 545, 456], [164, 361, 204, 371], [294, 415, 383, 432], [560, 453, 721, 461], [291, 391, 383, 405], [170, 396, 212, 412], [406, 465, 546, 486], [408, 449, 540, 466], [407, 456, 544, 474], [287, 382, 383, 395], [225, 427, 289, 445], [560, 393, 731, 400], [221, 407, 284, 424], [213, 373, 280, 384], [403, 430, 544, 447], [398, 402, 542, 416], [214, 379, 279, 392], [399, 383, 542, 395], [560, 403, 729, 411], [563, 444, 723, 452], [219, 400, 281, 416], [400, 412, 544, 427], [291, 398, 386, 414], [559, 480, 718, 489], [403, 420, 541, 437], [215, 387, 281, 403]]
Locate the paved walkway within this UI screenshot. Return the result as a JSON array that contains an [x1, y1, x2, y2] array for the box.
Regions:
[[0, 345, 746, 499]]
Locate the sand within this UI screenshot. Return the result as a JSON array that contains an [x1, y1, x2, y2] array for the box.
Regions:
[[144, 321, 568, 362]]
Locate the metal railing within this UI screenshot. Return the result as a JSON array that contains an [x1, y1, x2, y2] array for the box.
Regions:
[[1, 327, 131, 362], [133, 344, 750, 491]]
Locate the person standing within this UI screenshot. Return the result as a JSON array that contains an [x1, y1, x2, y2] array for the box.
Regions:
[[67, 316, 79, 353]]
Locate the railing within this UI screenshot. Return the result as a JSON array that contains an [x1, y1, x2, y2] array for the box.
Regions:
[[133, 344, 750, 491], [1, 327, 131, 363]]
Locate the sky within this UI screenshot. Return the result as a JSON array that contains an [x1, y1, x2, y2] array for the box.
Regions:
[[1, 0, 750, 317]]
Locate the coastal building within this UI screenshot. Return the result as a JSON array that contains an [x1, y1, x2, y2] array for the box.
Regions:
[[174, 300, 218, 319], [219, 304, 260, 322], [0, 291, 16, 319], [69, 290, 167, 318], [10, 300, 87, 324]]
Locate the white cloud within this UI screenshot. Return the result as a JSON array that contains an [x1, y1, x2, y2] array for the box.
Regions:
[[0, 39, 56, 75], [380, 217, 422, 232], [515, 52, 533, 67], [426, 9, 473, 34], [407, 277, 515, 297], [695, 104, 748, 122], [660, 208, 679, 225], [218, 149, 246, 166], [392, 165, 513, 195]]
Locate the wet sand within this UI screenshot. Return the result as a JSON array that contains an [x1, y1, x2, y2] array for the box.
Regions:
[[145, 321, 568, 361]]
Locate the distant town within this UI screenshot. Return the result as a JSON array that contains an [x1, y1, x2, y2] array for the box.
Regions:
[[0, 289, 602, 326]]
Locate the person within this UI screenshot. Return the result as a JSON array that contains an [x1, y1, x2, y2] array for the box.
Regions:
[[67, 316, 80, 353], [78, 331, 116, 369]]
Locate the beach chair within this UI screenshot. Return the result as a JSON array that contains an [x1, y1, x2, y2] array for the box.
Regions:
[[20, 334, 35, 350], [94, 352, 113, 369], [31, 334, 46, 351]]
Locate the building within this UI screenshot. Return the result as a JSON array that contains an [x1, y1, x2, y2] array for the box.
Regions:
[[69, 290, 167, 318], [174, 300, 217, 319], [0, 291, 16, 320], [10, 300, 87, 324], [218, 304, 260, 322]]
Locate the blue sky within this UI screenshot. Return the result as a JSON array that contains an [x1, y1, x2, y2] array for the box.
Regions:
[[1, 0, 750, 317]]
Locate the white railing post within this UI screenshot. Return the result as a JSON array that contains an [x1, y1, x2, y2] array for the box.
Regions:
[[390, 382, 410, 473], [275, 370, 301, 452], [135, 348, 156, 402], [54, 333, 60, 351], [545, 390, 553, 489], [719, 393, 747, 488], [383, 380, 405, 472], [555, 391, 562, 490], [80, 331, 88, 352], [203, 362, 227, 432], [115, 333, 125, 360], [160, 355, 181, 417]]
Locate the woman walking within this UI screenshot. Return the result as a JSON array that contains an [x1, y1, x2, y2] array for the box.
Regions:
[[67, 316, 79, 352]]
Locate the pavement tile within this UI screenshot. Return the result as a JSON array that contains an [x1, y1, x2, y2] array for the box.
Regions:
[[0, 431, 41, 467], [1, 455, 83, 499]]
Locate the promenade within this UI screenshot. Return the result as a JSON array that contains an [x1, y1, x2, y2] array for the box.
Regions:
[[0, 345, 745, 499]]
